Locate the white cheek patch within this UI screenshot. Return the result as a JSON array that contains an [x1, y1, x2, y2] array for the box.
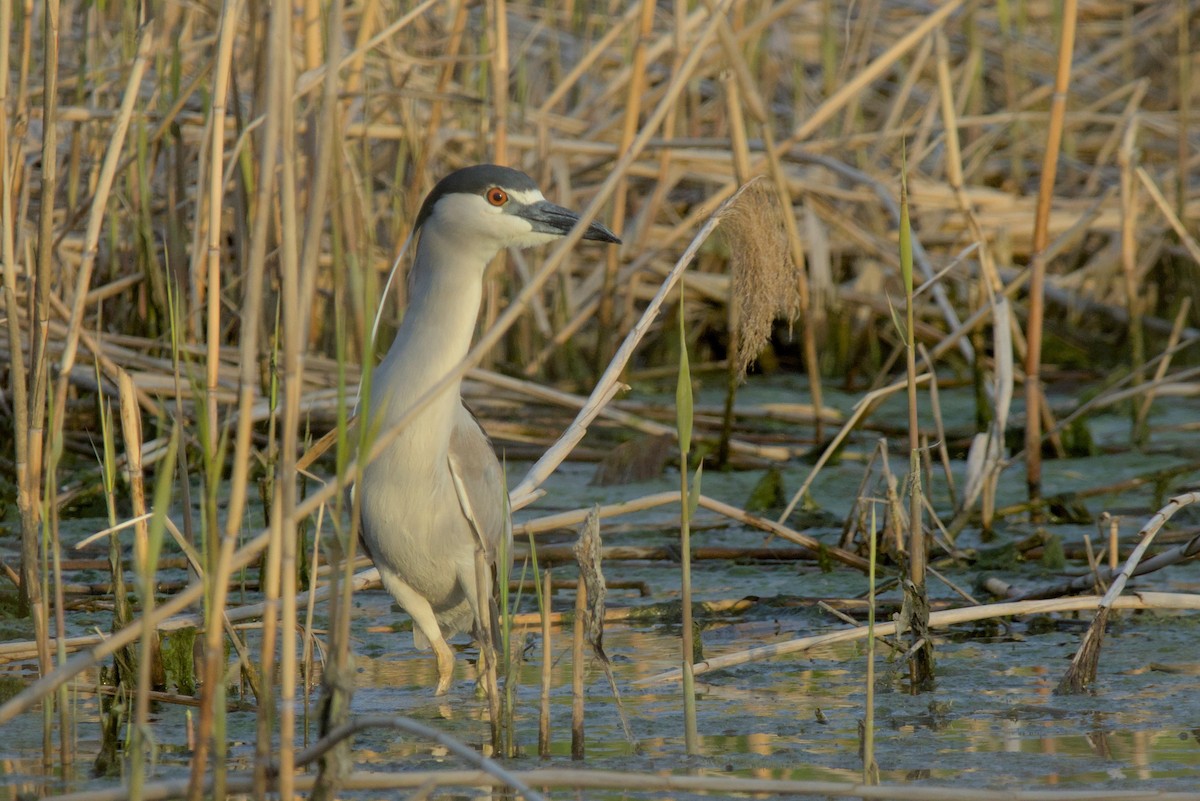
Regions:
[[428, 190, 539, 249], [505, 188, 546, 207]]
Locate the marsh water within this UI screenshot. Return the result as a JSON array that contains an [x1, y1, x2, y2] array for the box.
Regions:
[[3, 379, 1200, 798]]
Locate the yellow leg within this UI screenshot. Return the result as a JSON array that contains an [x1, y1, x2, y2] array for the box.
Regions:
[[433, 638, 456, 695]]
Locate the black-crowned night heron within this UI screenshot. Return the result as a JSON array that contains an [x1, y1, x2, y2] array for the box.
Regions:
[[359, 164, 620, 694]]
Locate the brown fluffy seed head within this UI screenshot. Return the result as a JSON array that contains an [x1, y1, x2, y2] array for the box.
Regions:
[[721, 179, 803, 382]]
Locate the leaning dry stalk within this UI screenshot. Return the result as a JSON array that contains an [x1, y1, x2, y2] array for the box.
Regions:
[[508, 177, 765, 508]]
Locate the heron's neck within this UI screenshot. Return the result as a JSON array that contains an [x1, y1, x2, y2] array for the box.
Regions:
[[372, 236, 487, 436]]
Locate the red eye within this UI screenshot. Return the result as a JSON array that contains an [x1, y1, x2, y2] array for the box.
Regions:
[[485, 187, 508, 206]]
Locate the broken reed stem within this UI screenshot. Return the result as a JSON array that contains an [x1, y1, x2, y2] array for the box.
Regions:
[[570, 580, 586, 760], [1057, 492, 1200, 695], [475, 548, 503, 753], [1106, 515, 1119, 574]]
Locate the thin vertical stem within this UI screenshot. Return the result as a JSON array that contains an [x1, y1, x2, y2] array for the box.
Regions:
[[25, 0, 59, 680], [120, 371, 150, 801], [863, 501, 878, 784], [1023, 0, 1078, 510], [1177, 0, 1190, 225], [0, 0, 35, 671], [490, 0, 509, 163], [539, 567, 552, 759], [203, 0, 240, 459], [901, 165, 923, 585], [1118, 119, 1145, 446], [677, 279, 699, 756], [186, 4, 246, 798]]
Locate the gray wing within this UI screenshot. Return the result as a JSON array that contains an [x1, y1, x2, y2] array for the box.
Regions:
[[448, 402, 511, 560]]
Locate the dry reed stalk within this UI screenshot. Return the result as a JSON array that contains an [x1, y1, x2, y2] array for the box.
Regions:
[[407, 1, 469, 220], [1058, 492, 1200, 695], [274, 20, 301, 800], [196, 0, 239, 458], [594, 0, 654, 365], [622, 0, 685, 286], [1137, 166, 1200, 268], [0, 0, 37, 677], [24, 0, 61, 685], [1023, 0, 1078, 511], [1177, 0, 1191, 223], [184, 4, 263, 796], [117, 370, 152, 792], [1106, 515, 1120, 575], [1081, 79, 1147, 196], [276, 2, 341, 789], [1118, 118, 1146, 445]]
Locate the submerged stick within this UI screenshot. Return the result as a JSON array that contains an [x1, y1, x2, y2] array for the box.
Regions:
[[639, 592, 1200, 686]]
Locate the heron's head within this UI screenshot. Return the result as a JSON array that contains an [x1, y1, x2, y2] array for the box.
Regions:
[[415, 164, 621, 259]]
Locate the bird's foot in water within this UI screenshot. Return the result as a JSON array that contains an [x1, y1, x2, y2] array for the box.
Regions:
[[433, 639, 456, 695]]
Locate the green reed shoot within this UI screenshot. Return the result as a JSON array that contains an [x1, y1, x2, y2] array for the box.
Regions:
[[675, 277, 699, 755], [900, 146, 934, 688]]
